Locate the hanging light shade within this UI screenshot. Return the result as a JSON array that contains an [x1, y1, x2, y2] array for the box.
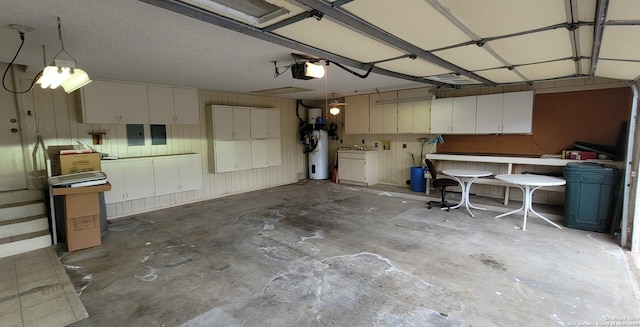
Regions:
[[35, 17, 91, 93], [329, 105, 340, 115], [60, 68, 91, 93]]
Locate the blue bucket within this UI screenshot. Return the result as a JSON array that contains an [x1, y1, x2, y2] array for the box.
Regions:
[[410, 167, 426, 192]]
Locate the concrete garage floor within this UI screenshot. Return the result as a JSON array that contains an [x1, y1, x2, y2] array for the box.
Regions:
[[61, 180, 640, 326]]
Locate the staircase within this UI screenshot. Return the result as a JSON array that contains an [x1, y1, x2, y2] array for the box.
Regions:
[[0, 189, 51, 258]]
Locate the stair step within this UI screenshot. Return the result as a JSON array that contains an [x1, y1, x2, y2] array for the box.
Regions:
[[0, 232, 51, 258], [0, 216, 49, 239], [0, 189, 43, 206], [0, 202, 45, 222]]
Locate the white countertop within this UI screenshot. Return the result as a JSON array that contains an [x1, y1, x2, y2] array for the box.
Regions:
[[426, 153, 623, 168]]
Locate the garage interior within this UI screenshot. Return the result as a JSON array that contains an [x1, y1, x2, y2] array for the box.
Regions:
[[1, 0, 640, 326]]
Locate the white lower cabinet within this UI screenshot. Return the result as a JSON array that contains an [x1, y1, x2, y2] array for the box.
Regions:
[[337, 151, 379, 186], [102, 159, 155, 204], [152, 154, 203, 196], [102, 154, 203, 204], [214, 140, 252, 173], [251, 139, 281, 168]]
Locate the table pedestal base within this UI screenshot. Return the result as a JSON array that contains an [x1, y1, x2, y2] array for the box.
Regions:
[[447, 176, 486, 217], [495, 185, 563, 231]]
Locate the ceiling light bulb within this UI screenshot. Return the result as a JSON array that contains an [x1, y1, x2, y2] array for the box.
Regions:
[[329, 106, 340, 115], [305, 62, 325, 78]]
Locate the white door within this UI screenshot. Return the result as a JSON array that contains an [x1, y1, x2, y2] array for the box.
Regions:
[[0, 69, 27, 191]]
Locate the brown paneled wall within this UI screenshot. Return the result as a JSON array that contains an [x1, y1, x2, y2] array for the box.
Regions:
[[437, 87, 632, 156]]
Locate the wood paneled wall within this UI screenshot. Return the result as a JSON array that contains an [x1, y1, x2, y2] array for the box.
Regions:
[[436, 79, 632, 156], [17, 78, 306, 219]]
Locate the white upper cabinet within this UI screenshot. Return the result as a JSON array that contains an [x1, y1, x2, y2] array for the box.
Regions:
[[211, 105, 251, 140], [80, 80, 198, 124], [476, 93, 504, 133], [475, 91, 533, 134], [148, 85, 175, 124], [149, 86, 199, 125], [502, 91, 534, 133], [430, 98, 453, 134], [207, 106, 281, 173], [250, 109, 268, 139], [451, 96, 477, 134], [397, 101, 413, 134], [250, 109, 280, 139], [172, 87, 199, 124], [79, 80, 149, 124], [344, 94, 370, 134], [412, 100, 431, 134], [369, 91, 397, 134]]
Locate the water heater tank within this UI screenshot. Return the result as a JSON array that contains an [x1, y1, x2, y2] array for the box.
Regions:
[[308, 108, 323, 125]]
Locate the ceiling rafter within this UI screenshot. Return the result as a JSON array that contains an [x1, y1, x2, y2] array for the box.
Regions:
[[590, 0, 609, 76], [138, 0, 452, 87], [566, 0, 582, 75], [430, 22, 589, 53], [426, 0, 528, 82], [291, 0, 496, 86]]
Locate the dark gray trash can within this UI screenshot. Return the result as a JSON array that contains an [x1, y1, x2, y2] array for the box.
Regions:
[[563, 162, 620, 232]]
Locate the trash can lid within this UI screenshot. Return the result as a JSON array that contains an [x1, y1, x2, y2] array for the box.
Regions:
[[565, 162, 619, 172]]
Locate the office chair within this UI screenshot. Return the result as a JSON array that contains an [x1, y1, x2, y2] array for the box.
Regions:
[[424, 159, 458, 211]]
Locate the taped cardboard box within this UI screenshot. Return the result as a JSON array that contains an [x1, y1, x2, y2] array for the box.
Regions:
[[60, 153, 101, 175]]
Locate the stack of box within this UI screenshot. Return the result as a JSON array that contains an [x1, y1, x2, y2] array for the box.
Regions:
[[52, 152, 109, 251]]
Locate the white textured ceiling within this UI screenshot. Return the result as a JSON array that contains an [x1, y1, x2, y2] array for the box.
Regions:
[[1, 0, 639, 100]]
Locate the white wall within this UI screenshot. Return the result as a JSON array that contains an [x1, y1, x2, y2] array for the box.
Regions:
[[14, 75, 306, 219]]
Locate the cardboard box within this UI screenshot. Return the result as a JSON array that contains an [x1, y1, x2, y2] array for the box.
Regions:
[[64, 192, 101, 252], [60, 153, 101, 175]]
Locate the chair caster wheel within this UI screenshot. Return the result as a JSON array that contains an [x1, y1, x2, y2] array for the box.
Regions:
[[427, 205, 432, 209]]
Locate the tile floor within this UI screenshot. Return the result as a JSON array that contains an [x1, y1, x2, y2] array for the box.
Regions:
[[0, 247, 87, 327]]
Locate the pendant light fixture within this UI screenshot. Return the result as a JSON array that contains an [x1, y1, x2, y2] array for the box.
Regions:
[[36, 17, 91, 93]]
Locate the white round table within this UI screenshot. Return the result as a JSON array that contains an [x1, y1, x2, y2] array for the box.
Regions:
[[494, 174, 566, 231], [442, 169, 493, 217]]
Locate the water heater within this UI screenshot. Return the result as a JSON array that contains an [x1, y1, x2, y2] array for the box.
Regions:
[[307, 108, 329, 180], [309, 130, 329, 179]]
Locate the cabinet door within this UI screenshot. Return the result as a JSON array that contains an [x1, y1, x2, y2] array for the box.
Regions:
[[213, 106, 235, 139], [148, 85, 175, 124], [250, 109, 268, 139], [177, 154, 203, 191], [214, 140, 236, 172], [80, 80, 120, 123], [124, 160, 155, 199], [235, 140, 253, 170], [267, 138, 281, 166], [502, 91, 533, 133], [412, 100, 430, 133], [251, 139, 269, 168], [267, 109, 280, 138], [397, 102, 413, 134], [153, 157, 180, 196], [345, 94, 369, 134], [452, 96, 476, 134], [233, 108, 251, 140], [338, 157, 356, 181], [173, 88, 199, 124], [430, 98, 452, 133], [102, 161, 126, 204], [369, 92, 397, 134], [116, 82, 149, 124], [475, 94, 503, 134]]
